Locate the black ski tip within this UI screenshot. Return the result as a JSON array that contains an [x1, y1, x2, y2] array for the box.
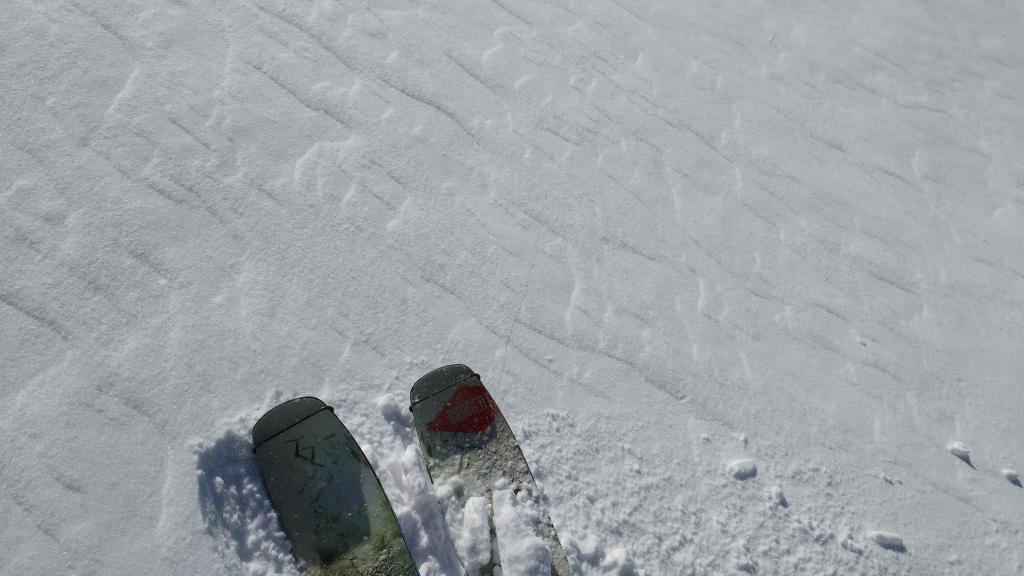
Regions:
[[410, 364, 479, 407], [252, 396, 330, 450]]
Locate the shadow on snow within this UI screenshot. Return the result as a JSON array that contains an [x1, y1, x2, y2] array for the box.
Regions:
[[195, 430, 296, 575]]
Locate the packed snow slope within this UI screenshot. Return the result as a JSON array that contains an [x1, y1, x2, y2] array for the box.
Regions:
[[2, 0, 1023, 574]]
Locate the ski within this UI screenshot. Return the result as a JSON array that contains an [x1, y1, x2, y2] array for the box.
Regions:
[[252, 397, 417, 576], [410, 365, 572, 576]]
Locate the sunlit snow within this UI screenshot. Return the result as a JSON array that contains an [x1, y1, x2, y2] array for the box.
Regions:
[[2, 0, 1023, 574]]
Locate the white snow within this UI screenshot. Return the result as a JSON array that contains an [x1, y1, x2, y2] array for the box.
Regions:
[[457, 497, 492, 575], [493, 489, 551, 576], [3, 0, 1024, 574]]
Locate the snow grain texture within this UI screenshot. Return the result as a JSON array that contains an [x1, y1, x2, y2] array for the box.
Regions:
[[3, 0, 1024, 574], [493, 489, 552, 576]]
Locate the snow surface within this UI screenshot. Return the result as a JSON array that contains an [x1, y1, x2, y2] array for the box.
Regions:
[[493, 488, 552, 576], [2, 0, 1024, 574]]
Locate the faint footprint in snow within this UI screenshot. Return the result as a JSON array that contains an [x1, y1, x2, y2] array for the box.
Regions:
[[867, 530, 907, 553], [1002, 469, 1021, 487], [727, 459, 758, 481], [948, 441, 975, 469]]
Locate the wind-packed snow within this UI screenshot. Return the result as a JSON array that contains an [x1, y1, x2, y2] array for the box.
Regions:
[[2, 0, 1024, 574]]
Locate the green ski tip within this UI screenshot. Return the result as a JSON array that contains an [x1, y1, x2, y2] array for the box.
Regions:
[[251, 396, 331, 450]]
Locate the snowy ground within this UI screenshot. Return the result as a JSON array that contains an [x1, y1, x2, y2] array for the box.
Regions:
[[3, 0, 1024, 574]]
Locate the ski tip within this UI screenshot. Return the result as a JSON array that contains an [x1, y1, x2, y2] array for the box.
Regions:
[[252, 396, 331, 450], [410, 364, 479, 407]]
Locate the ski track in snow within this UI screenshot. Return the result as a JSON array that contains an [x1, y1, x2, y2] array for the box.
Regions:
[[3, 0, 1024, 574]]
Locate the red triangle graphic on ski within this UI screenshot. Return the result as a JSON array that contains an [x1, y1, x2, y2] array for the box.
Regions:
[[427, 385, 498, 433]]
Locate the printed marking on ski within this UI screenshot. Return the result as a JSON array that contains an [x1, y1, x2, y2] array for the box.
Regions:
[[428, 385, 499, 434]]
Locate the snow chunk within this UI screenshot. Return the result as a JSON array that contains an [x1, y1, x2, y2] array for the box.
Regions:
[[880, 473, 903, 486], [1002, 469, 1022, 487], [566, 533, 637, 576], [767, 485, 788, 508], [493, 489, 551, 576], [377, 393, 412, 427], [458, 496, 492, 574], [947, 442, 973, 467], [867, 530, 907, 553], [597, 547, 637, 575], [727, 459, 758, 480]]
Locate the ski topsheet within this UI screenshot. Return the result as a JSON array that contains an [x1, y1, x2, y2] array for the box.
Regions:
[[253, 397, 417, 576], [410, 365, 572, 576]]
